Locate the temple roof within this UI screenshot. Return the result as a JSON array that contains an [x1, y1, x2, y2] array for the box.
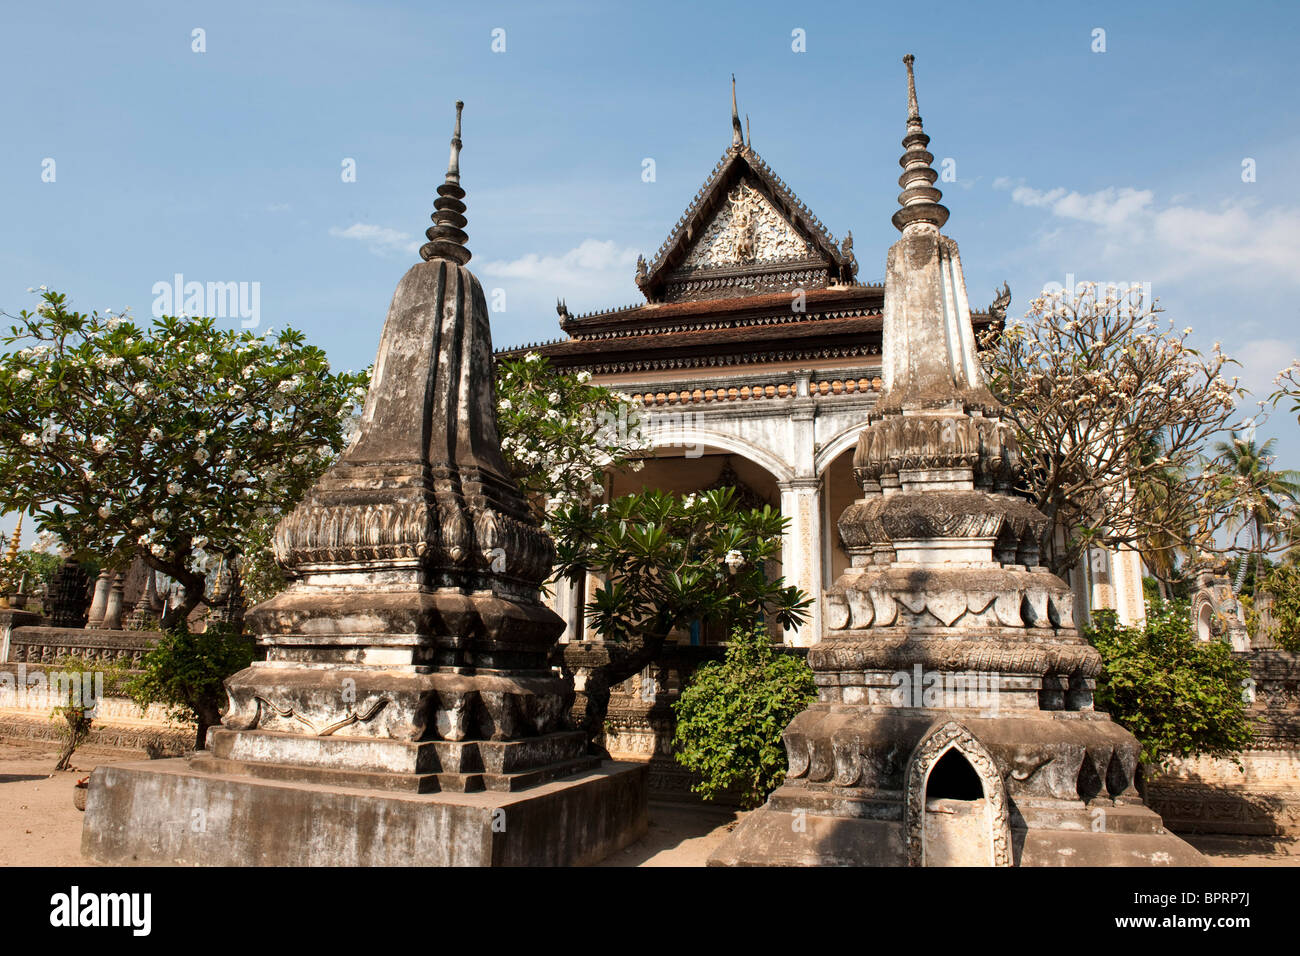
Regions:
[[632, 142, 859, 304], [497, 79, 1003, 374]]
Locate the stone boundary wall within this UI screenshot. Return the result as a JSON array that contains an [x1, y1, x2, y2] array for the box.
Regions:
[[0, 622, 193, 757], [1146, 649, 1300, 836]]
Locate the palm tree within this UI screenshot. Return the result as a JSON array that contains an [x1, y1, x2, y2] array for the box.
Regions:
[[1128, 434, 1196, 598], [1214, 434, 1300, 597]]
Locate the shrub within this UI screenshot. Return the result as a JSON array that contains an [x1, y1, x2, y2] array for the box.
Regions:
[[128, 622, 254, 749], [1084, 602, 1253, 769], [672, 623, 816, 808], [1257, 563, 1300, 652], [48, 654, 124, 771]]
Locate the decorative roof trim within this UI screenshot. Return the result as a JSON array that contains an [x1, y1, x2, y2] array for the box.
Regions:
[[636, 145, 857, 299]]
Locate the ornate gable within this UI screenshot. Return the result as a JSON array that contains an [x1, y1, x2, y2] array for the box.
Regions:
[[682, 181, 809, 268], [635, 145, 858, 304]]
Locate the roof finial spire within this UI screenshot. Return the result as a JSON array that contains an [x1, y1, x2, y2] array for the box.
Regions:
[[891, 54, 949, 233], [446, 99, 463, 185], [421, 100, 472, 265], [730, 74, 743, 148], [904, 53, 920, 125], [745, 113, 751, 148]]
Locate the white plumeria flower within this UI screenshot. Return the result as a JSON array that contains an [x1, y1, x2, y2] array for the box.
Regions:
[[193, 448, 210, 464], [20, 432, 39, 447], [98, 505, 112, 518], [166, 482, 182, 495], [149, 427, 163, 441], [16, 368, 32, 382]]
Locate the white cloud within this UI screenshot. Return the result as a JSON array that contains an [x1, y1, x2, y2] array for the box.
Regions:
[[1000, 179, 1300, 284], [1006, 184, 1154, 227], [478, 239, 639, 288], [1234, 337, 1300, 402], [328, 223, 419, 257], [1152, 204, 1300, 272]]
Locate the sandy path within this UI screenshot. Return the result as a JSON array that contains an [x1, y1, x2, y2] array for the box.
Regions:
[[0, 741, 117, 867]]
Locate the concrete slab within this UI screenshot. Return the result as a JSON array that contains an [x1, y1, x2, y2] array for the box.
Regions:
[[81, 756, 647, 866]]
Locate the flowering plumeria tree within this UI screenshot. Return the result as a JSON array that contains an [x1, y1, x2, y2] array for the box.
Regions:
[[980, 284, 1248, 579], [0, 290, 368, 626], [1271, 360, 1300, 428], [495, 352, 650, 520]]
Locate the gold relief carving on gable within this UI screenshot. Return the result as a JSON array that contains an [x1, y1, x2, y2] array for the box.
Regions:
[[682, 183, 809, 269]]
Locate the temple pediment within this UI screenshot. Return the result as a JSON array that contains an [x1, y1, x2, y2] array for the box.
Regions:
[[636, 145, 858, 304]]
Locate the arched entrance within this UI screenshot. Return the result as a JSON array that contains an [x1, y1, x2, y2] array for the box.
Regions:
[[608, 444, 782, 646], [817, 444, 859, 589]]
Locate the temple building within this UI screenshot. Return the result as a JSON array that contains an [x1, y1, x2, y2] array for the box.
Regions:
[[499, 79, 1145, 656]]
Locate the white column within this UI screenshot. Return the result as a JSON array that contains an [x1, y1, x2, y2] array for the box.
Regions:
[[1111, 544, 1147, 627], [550, 574, 583, 644], [779, 373, 822, 647], [778, 478, 822, 647]]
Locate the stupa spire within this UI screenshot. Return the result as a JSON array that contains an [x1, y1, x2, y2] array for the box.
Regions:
[[6, 515, 21, 563], [421, 100, 471, 265], [891, 54, 949, 233], [730, 74, 743, 148]]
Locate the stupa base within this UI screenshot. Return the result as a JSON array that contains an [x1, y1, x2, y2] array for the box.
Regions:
[[708, 798, 1204, 866], [81, 755, 647, 866], [708, 708, 1205, 867]]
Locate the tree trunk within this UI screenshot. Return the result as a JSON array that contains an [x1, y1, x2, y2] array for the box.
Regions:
[[160, 579, 207, 632], [53, 711, 89, 771], [140, 551, 208, 632], [192, 696, 223, 751]]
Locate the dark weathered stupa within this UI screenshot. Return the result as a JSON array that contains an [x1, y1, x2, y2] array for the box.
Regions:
[[711, 58, 1202, 866], [82, 103, 647, 867]]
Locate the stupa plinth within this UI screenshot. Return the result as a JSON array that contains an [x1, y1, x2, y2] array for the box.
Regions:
[[82, 103, 647, 866], [711, 58, 1202, 867]]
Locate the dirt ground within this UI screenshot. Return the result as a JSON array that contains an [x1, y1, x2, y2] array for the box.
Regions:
[[1, 741, 1294, 867]]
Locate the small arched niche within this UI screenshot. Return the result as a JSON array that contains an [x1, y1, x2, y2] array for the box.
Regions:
[[1196, 602, 1213, 642], [906, 721, 1012, 867]]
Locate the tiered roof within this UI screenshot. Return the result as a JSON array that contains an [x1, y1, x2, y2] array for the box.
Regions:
[[498, 80, 996, 374]]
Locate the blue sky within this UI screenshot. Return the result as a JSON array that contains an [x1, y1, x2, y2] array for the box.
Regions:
[[2, 0, 1299, 547]]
